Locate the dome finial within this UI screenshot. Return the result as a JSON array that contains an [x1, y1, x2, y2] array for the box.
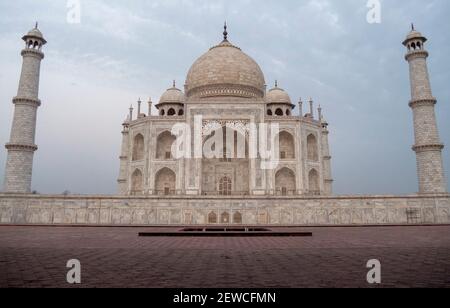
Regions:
[[275, 80, 278, 88], [223, 21, 228, 41], [173, 80, 176, 88], [411, 23, 415, 31], [35, 22, 38, 29]]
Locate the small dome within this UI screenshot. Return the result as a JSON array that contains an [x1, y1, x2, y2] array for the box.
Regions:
[[27, 28, 44, 39], [407, 30, 422, 39], [22, 24, 47, 44], [266, 84, 292, 104], [158, 84, 184, 105], [403, 26, 427, 46]]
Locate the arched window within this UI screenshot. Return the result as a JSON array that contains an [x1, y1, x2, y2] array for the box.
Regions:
[[160, 109, 165, 116], [286, 109, 291, 116], [131, 169, 143, 195], [155, 167, 176, 195], [221, 212, 230, 224], [308, 169, 320, 195], [184, 212, 192, 224], [411, 42, 416, 50], [233, 212, 243, 224], [275, 108, 283, 116], [275, 168, 296, 196], [307, 134, 318, 161], [278, 131, 295, 159], [178, 109, 184, 116], [157, 131, 176, 159], [267, 109, 273, 116], [168, 108, 176, 116], [258, 212, 269, 225], [208, 212, 217, 224], [132, 134, 145, 161], [219, 176, 232, 196]]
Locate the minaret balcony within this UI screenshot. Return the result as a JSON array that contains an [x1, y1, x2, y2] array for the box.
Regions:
[[412, 144, 444, 153], [5, 143, 38, 152], [21, 48, 45, 59], [405, 50, 428, 61], [12, 96, 41, 107], [409, 98, 437, 108]]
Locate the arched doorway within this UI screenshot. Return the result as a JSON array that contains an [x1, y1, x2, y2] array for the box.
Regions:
[[221, 212, 230, 224], [208, 211, 217, 224], [155, 167, 176, 195], [219, 176, 232, 196], [131, 169, 143, 195], [201, 126, 250, 195], [308, 169, 320, 195], [275, 168, 296, 196], [233, 212, 243, 224]]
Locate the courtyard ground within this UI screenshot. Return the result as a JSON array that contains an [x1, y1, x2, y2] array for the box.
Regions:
[[0, 225, 449, 288]]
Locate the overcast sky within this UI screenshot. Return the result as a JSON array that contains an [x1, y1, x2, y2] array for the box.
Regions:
[[0, 0, 449, 195]]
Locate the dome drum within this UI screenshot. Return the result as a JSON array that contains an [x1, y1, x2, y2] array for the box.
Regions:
[[186, 83, 264, 100], [266, 102, 296, 109]]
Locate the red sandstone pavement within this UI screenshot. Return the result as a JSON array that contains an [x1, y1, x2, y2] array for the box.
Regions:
[[0, 225, 449, 288]]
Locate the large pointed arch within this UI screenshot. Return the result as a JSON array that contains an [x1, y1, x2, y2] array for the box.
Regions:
[[307, 134, 318, 161], [308, 168, 320, 195], [156, 131, 176, 159], [131, 169, 143, 195], [278, 131, 295, 159], [275, 167, 296, 196], [155, 167, 176, 195], [132, 134, 145, 161]]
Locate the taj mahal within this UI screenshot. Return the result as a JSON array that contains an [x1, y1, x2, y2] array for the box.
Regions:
[[117, 24, 333, 198], [0, 23, 449, 226]]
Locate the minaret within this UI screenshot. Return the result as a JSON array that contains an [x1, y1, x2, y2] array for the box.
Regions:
[[148, 97, 153, 116], [137, 98, 142, 117], [3, 24, 46, 193], [309, 98, 314, 119], [117, 115, 130, 195], [320, 115, 333, 195], [403, 25, 447, 194], [298, 98, 303, 117]]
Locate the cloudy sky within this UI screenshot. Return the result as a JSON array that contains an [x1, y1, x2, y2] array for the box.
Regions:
[[0, 0, 449, 195]]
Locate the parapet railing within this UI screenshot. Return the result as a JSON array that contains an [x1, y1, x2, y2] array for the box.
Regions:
[[129, 190, 322, 197]]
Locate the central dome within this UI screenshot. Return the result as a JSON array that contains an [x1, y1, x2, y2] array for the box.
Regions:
[[185, 37, 266, 100]]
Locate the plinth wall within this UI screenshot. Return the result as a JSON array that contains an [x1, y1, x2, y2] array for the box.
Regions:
[[0, 194, 449, 226]]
